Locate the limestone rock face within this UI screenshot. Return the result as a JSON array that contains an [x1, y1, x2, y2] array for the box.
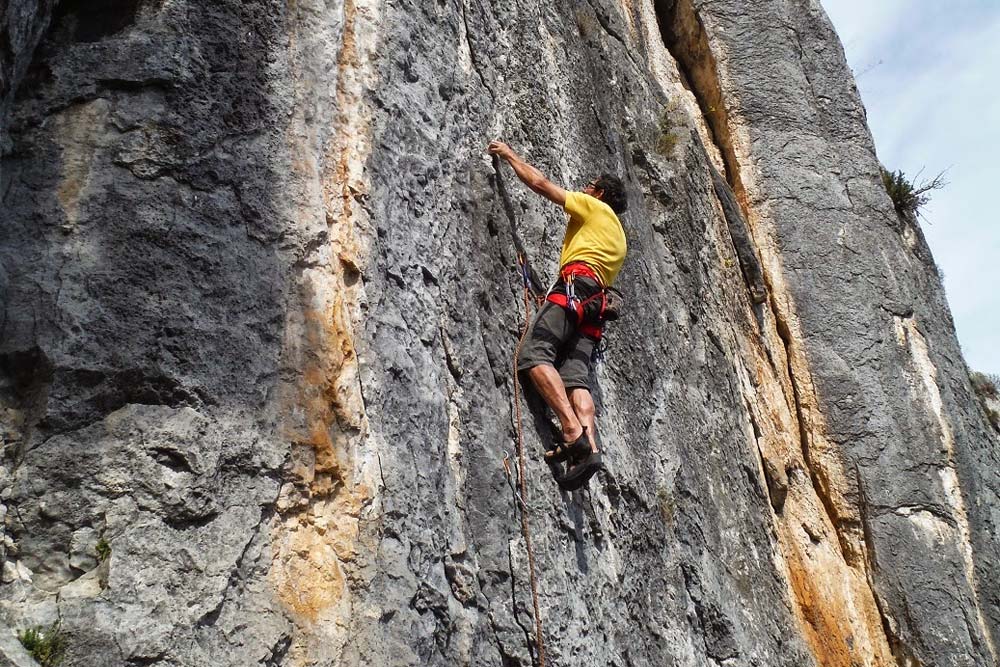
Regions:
[[1, 1, 997, 666], [1, 0, 57, 128]]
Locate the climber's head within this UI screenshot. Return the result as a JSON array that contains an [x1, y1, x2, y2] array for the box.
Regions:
[[583, 174, 628, 214]]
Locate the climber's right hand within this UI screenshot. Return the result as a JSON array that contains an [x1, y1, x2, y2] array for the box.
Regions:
[[487, 140, 515, 161]]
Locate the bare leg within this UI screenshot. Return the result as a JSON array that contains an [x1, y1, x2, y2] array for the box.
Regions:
[[527, 364, 583, 442], [568, 388, 598, 453]]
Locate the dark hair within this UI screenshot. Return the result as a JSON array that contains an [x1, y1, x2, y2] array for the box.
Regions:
[[594, 174, 628, 214]]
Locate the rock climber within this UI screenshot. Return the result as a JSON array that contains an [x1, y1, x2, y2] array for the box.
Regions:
[[487, 140, 628, 491]]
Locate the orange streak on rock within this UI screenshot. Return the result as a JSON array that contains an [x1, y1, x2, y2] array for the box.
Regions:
[[780, 522, 893, 667], [270, 0, 377, 637], [54, 100, 108, 227], [273, 289, 370, 622]]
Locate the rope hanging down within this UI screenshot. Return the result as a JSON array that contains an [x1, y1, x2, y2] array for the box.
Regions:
[[492, 157, 547, 666], [509, 252, 547, 667]]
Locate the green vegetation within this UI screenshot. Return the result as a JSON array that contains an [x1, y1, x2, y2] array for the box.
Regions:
[[988, 408, 1000, 431], [17, 623, 67, 667], [95, 537, 111, 563], [880, 166, 946, 220], [656, 101, 680, 156], [574, 8, 597, 38], [971, 372, 999, 400], [657, 486, 674, 524], [970, 372, 1000, 431]]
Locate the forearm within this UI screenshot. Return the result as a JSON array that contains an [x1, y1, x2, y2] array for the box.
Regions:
[[487, 140, 567, 206], [503, 152, 549, 194]]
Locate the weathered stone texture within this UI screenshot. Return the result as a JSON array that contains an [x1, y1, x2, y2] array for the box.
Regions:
[[679, 1, 1000, 664], [1, 0, 57, 136], [0, 0, 996, 666]]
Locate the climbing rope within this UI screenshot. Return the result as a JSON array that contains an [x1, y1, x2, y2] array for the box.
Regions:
[[508, 253, 548, 667]]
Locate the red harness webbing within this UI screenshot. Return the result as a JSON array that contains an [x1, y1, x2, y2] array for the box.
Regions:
[[546, 262, 605, 340]]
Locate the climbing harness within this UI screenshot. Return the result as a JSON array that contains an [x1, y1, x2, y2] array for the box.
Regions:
[[545, 262, 616, 341], [507, 252, 548, 667]]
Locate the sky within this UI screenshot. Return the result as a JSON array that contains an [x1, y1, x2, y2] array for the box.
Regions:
[[820, 0, 1000, 376]]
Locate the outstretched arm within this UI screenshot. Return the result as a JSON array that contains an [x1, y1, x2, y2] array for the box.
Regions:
[[487, 140, 567, 207]]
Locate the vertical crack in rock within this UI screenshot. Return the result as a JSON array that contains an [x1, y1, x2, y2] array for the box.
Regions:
[[582, 0, 643, 72], [770, 305, 855, 564], [709, 163, 767, 304], [442, 323, 467, 507], [458, 0, 496, 103], [648, 0, 766, 308], [269, 0, 382, 662], [490, 156, 545, 292], [651, 1, 898, 664], [856, 467, 924, 667], [892, 316, 999, 664], [617, 0, 641, 41], [740, 391, 786, 514], [484, 155, 549, 666], [506, 540, 538, 667], [651, 0, 743, 201]]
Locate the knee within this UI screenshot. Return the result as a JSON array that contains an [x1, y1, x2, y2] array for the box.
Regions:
[[526, 363, 551, 384]]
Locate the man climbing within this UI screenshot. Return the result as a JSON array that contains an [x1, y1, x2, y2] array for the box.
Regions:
[[487, 140, 628, 491]]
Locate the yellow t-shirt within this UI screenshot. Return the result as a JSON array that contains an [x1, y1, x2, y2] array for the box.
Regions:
[[559, 191, 627, 286]]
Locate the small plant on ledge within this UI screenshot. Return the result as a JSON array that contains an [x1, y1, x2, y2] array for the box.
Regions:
[[971, 372, 999, 400], [970, 371, 1000, 432], [880, 165, 946, 220], [17, 622, 67, 667], [95, 537, 112, 563], [656, 100, 681, 156]]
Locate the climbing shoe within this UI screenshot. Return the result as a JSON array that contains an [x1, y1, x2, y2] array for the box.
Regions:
[[557, 451, 603, 491], [544, 428, 590, 463]]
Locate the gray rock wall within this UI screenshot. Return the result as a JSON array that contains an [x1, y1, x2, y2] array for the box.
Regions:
[[0, 1, 996, 666], [1, 0, 57, 135], [675, 1, 1000, 664]]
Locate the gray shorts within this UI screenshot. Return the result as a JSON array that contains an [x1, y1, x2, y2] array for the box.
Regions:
[[517, 300, 597, 391]]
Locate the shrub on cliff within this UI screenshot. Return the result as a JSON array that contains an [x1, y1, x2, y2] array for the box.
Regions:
[[970, 371, 1000, 431], [880, 166, 946, 219], [17, 623, 66, 667], [96, 537, 112, 562], [656, 100, 681, 156], [971, 372, 999, 400], [985, 406, 1000, 432]]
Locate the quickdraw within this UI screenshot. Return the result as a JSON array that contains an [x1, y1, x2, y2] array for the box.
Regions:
[[518, 253, 545, 307]]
